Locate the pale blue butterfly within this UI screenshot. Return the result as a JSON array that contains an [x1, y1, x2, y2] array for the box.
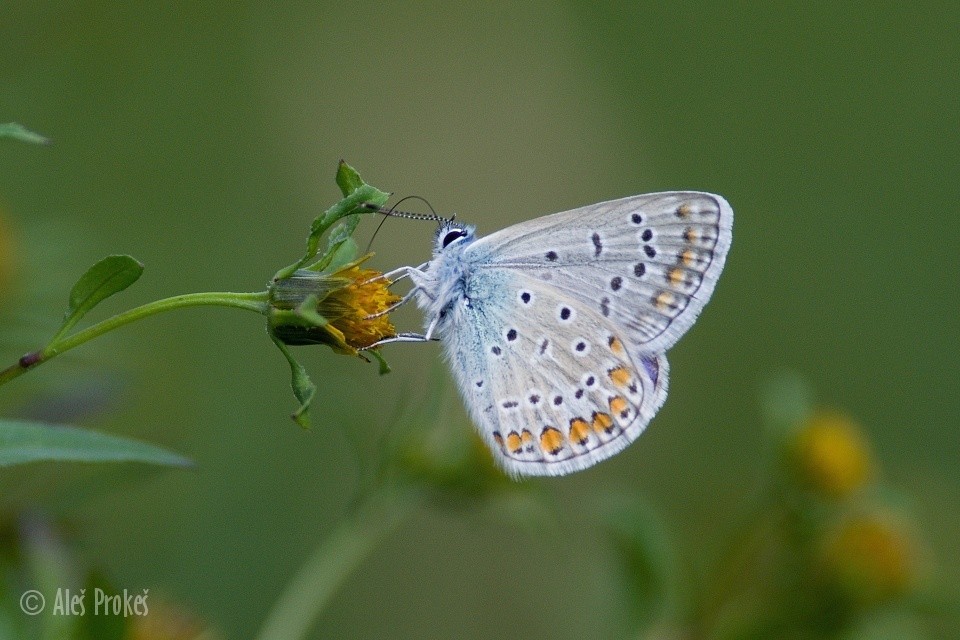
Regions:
[[366, 192, 732, 477]]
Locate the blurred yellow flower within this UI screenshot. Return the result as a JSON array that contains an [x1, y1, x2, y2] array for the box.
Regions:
[[788, 411, 872, 499], [820, 512, 917, 606], [127, 598, 221, 640]]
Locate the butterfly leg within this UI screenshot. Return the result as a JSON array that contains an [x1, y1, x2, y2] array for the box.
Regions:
[[359, 310, 442, 349], [359, 332, 433, 349], [360, 262, 429, 286], [364, 285, 421, 319]]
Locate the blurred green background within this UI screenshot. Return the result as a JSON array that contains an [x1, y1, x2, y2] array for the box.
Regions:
[[1, 2, 958, 638]]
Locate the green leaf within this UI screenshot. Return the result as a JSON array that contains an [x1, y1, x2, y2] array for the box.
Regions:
[[0, 122, 51, 145], [273, 163, 389, 281], [271, 335, 317, 429], [324, 235, 360, 272], [335, 159, 364, 196], [53, 255, 144, 342], [305, 184, 389, 263], [307, 222, 360, 272], [0, 419, 192, 468]]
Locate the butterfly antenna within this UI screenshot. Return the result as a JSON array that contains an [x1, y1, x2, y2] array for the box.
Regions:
[[363, 196, 455, 253]]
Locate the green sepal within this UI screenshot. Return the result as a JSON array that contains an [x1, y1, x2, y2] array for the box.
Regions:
[[294, 294, 328, 327], [367, 349, 391, 375], [53, 255, 144, 342], [270, 334, 317, 429]]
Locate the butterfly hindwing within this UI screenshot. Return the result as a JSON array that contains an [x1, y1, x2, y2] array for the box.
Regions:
[[468, 192, 732, 353], [441, 268, 669, 477]]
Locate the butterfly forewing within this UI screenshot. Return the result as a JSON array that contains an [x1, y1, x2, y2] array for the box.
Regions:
[[444, 268, 669, 477], [469, 192, 732, 353]]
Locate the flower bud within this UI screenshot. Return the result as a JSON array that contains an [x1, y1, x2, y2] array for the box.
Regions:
[[819, 512, 917, 606], [787, 411, 872, 499], [268, 261, 400, 355]]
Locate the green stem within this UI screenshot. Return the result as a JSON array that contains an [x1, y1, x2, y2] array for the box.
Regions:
[[0, 291, 269, 387], [255, 484, 423, 640]]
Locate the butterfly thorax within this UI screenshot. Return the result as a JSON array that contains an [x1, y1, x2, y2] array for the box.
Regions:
[[412, 223, 480, 335]]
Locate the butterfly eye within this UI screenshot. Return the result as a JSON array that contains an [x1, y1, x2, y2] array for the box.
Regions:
[[441, 229, 467, 248]]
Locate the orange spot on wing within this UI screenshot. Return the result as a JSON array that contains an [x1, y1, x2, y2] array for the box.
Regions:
[[609, 395, 630, 419], [683, 226, 699, 243], [655, 291, 675, 310], [569, 418, 590, 446], [668, 268, 685, 286], [608, 336, 625, 355], [520, 428, 534, 452], [506, 431, 522, 454], [608, 366, 632, 387], [591, 412, 614, 434], [677, 203, 692, 218], [681, 249, 696, 267], [540, 427, 564, 456]]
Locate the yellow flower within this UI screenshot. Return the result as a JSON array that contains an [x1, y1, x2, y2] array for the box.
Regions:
[[319, 264, 401, 351], [788, 411, 872, 499], [819, 512, 917, 606], [268, 257, 400, 355]]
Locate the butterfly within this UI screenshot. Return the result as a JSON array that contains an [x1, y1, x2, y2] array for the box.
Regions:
[[368, 192, 732, 477]]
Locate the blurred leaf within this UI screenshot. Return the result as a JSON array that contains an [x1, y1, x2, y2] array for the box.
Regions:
[[270, 335, 316, 429], [73, 571, 128, 640], [0, 419, 191, 468], [0, 122, 51, 145], [760, 370, 814, 438], [839, 609, 931, 640], [598, 494, 681, 636], [20, 514, 78, 640], [52, 255, 144, 342]]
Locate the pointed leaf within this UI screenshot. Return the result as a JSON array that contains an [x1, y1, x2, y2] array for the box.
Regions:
[[53, 255, 143, 341], [271, 335, 316, 429], [0, 419, 192, 468], [272, 184, 384, 280], [305, 184, 389, 262], [335, 159, 364, 196], [0, 122, 51, 145]]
